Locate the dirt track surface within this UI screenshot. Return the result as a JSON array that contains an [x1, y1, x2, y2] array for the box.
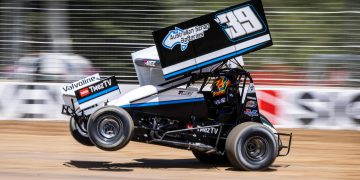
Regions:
[[0, 121, 359, 180]]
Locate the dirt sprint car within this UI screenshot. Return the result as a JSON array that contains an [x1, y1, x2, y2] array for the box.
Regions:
[[61, 0, 292, 171]]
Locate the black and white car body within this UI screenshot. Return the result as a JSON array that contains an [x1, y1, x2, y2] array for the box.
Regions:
[[61, 0, 292, 171]]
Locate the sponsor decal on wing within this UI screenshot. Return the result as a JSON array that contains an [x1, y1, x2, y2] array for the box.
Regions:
[[79, 88, 90, 97], [162, 24, 210, 51], [61, 73, 100, 94], [75, 76, 121, 110], [244, 109, 259, 117]]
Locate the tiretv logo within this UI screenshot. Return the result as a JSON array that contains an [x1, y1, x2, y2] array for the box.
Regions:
[[75, 76, 119, 103]]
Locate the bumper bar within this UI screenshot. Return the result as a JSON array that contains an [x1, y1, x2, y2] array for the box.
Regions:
[[61, 105, 73, 116], [276, 132, 293, 156]]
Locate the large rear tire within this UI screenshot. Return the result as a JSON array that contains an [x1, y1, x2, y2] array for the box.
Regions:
[[87, 106, 134, 151], [225, 122, 278, 171], [69, 117, 93, 146]]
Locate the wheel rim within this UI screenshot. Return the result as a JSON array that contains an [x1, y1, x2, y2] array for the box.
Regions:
[[97, 115, 123, 141], [244, 136, 268, 162]]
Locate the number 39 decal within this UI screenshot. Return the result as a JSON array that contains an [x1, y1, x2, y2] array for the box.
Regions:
[[215, 6, 263, 40]]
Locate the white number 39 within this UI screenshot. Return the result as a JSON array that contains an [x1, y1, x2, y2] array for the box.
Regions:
[[215, 6, 263, 39]]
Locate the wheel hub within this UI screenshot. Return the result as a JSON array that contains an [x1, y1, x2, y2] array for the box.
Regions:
[[99, 118, 121, 139], [244, 136, 268, 161]]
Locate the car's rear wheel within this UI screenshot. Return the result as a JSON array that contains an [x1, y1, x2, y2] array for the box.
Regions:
[[69, 117, 93, 146], [87, 106, 134, 151], [226, 122, 278, 171]]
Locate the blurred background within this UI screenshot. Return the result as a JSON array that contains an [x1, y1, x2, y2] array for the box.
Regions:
[[0, 2, 358, 178], [0, 0, 359, 86], [0, 0, 359, 126]]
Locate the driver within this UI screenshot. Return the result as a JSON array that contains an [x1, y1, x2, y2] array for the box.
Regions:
[[211, 76, 231, 106]]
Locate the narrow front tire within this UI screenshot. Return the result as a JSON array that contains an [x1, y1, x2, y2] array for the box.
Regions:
[[87, 106, 134, 151]]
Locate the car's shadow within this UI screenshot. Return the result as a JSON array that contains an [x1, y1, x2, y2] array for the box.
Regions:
[[63, 159, 286, 172]]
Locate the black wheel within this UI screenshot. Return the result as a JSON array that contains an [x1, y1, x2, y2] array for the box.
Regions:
[[192, 150, 228, 164], [87, 106, 134, 151], [69, 117, 93, 146], [226, 122, 278, 171]]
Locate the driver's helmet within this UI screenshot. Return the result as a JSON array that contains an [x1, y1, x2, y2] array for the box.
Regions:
[[211, 76, 231, 97]]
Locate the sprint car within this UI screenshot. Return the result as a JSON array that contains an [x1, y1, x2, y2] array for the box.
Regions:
[[61, 0, 292, 171]]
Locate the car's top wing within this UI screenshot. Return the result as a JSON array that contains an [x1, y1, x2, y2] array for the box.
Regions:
[[153, 0, 272, 80]]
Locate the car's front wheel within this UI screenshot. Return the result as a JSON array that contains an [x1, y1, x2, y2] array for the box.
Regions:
[[87, 106, 134, 151], [69, 116, 93, 146]]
